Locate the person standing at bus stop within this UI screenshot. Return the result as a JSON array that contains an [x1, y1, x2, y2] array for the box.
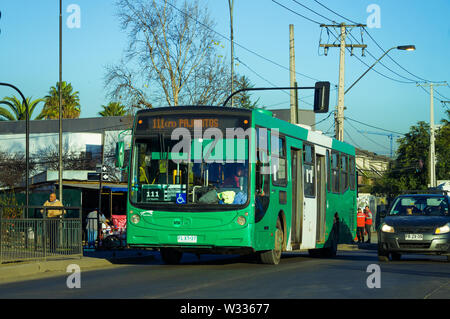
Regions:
[[356, 207, 366, 243], [86, 209, 106, 249], [41, 192, 65, 253], [364, 206, 373, 243]]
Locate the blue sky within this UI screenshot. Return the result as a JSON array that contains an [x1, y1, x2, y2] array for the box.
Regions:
[[0, 0, 449, 156]]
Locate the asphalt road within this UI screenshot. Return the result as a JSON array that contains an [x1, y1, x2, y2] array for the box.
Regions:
[[0, 248, 448, 300]]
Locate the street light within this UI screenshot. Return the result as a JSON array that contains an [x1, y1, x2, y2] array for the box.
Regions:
[[345, 45, 416, 94]]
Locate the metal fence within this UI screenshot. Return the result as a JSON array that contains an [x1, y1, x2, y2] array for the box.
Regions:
[[0, 206, 82, 264]]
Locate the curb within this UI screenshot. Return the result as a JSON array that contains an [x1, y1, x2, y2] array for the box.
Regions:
[[338, 243, 378, 251], [0, 252, 157, 283]]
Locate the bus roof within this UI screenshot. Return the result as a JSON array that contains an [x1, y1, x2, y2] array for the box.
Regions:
[[135, 106, 355, 155]]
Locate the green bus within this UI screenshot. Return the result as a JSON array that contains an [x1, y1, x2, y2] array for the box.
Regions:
[[117, 104, 357, 265]]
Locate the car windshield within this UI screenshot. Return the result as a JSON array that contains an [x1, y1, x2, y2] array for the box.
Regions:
[[388, 196, 449, 216]]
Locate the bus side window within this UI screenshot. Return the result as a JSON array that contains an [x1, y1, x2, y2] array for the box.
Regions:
[[256, 127, 270, 222], [349, 156, 356, 191], [326, 150, 331, 192], [331, 151, 340, 193], [340, 154, 348, 193], [303, 144, 315, 197], [271, 134, 287, 186]]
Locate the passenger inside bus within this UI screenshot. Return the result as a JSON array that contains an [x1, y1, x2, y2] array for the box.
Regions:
[[222, 164, 246, 189], [255, 161, 270, 221], [138, 153, 149, 184]]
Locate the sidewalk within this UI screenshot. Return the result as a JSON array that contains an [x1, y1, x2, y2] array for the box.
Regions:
[[338, 231, 378, 251], [0, 248, 157, 284]]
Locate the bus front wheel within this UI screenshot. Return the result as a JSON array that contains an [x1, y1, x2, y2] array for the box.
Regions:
[[259, 218, 283, 265], [160, 248, 183, 265]]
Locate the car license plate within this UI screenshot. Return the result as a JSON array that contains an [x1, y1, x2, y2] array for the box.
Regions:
[[405, 234, 423, 240], [177, 235, 197, 243]]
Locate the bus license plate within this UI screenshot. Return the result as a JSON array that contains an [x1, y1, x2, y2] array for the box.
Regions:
[[177, 235, 197, 243], [405, 234, 423, 240]]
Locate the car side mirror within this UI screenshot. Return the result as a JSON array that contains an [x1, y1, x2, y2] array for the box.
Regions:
[[115, 141, 125, 168], [380, 210, 387, 218]]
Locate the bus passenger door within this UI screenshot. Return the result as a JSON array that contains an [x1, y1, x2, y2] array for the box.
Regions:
[[301, 144, 317, 249], [290, 148, 303, 250]]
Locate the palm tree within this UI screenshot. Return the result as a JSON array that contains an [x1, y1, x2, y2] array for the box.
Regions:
[[98, 102, 128, 116], [0, 96, 45, 121], [40, 81, 81, 119]]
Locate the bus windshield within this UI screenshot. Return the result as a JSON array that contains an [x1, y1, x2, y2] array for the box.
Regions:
[[130, 134, 249, 207]]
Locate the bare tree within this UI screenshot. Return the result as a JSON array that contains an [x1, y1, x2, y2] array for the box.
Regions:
[[0, 151, 36, 188], [105, 0, 230, 108]]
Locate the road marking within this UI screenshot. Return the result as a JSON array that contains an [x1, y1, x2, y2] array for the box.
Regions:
[[423, 280, 450, 299]]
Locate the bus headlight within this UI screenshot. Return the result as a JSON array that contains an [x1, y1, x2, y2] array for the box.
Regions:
[[435, 223, 450, 234], [131, 214, 140, 224], [381, 224, 395, 233], [237, 216, 246, 226]]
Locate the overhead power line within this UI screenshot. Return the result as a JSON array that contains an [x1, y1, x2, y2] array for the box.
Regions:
[[345, 118, 391, 152], [281, 0, 419, 85], [345, 116, 405, 136], [166, 1, 322, 83], [272, 0, 322, 25], [326, 27, 416, 84], [313, 0, 446, 85]]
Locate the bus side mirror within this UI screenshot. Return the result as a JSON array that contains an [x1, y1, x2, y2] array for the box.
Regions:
[[313, 81, 330, 113], [115, 141, 125, 168]]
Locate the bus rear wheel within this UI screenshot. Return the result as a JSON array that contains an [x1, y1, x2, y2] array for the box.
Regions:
[[160, 248, 183, 265], [259, 218, 283, 265]]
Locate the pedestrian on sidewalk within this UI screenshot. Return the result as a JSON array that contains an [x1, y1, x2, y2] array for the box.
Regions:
[[364, 206, 373, 243], [41, 192, 65, 253], [86, 209, 106, 248], [356, 207, 366, 243]]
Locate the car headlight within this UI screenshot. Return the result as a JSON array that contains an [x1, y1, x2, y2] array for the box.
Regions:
[[381, 224, 395, 233], [131, 214, 140, 224], [435, 223, 450, 234]]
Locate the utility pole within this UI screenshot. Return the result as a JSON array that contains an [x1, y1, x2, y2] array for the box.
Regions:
[[289, 24, 298, 124], [417, 82, 447, 188], [228, 0, 234, 107], [58, 0, 63, 203], [319, 23, 367, 141]]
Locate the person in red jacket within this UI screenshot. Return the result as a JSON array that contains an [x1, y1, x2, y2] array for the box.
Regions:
[[364, 206, 373, 243], [356, 207, 366, 243]]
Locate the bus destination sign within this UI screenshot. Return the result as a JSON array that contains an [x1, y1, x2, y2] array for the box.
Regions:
[[151, 118, 219, 129], [136, 114, 250, 132]]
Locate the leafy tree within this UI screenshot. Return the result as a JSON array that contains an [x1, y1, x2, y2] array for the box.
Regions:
[[0, 192, 22, 218], [232, 75, 260, 109], [0, 96, 45, 121], [436, 109, 450, 180], [105, 0, 230, 107], [40, 81, 81, 119], [98, 102, 128, 116], [373, 111, 450, 195]]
